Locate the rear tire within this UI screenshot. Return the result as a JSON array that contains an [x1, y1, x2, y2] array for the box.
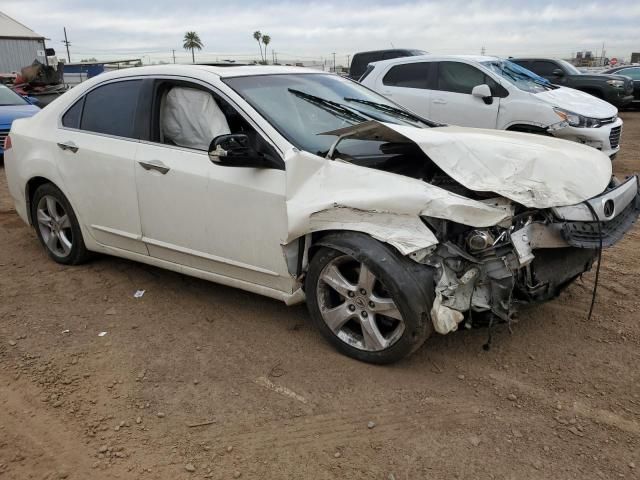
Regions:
[[305, 232, 435, 364], [31, 183, 90, 265]]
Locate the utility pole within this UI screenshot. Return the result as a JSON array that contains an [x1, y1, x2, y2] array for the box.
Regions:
[[481, 45, 486, 56], [332, 52, 336, 72], [172, 49, 176, 64], [346, 54, 351, 68], [62, 27, 71, 63]]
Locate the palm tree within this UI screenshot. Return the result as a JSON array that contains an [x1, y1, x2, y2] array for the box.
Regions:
[[183, 31, 203, 64], [262, 35, 271, 64], [253, 31, 263, 62]]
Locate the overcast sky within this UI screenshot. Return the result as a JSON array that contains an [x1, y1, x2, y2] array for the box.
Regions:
[[3, 0, 638, 65]]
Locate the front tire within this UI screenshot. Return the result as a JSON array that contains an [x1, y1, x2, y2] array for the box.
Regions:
[[31, 183, 89, 265], [305, 232, 435, 364]]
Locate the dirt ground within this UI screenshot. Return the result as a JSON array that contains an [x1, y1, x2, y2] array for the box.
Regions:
[[1, 114, 639, 480]]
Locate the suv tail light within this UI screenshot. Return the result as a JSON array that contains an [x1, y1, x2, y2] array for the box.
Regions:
[[3, 134, 11, 151]]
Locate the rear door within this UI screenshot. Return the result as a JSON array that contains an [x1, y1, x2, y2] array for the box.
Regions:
[[55, 79, 147, 254], [429, 61, 500, 128], [377, 61, 433, 118]]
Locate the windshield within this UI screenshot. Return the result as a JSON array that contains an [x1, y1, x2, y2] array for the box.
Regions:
[[223, 73, 433, 156], [481, 60, 553, 93], [558, 60, 581, 75], [0, 85, 28, 106]]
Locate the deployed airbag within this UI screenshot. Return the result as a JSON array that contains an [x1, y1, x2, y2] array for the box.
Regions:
[[161, 87, 231, 150]]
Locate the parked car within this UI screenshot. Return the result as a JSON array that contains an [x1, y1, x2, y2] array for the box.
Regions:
[[0, 84, 40, 158], [510, 58, 634, 109], [601, 65, 640, 107], [349, 49, 427, 80], [4, 65, 639, 363], [360, 55, 623, 158]]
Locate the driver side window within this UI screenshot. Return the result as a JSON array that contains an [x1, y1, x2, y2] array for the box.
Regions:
[[150, 80, 277, 160], [435, 61, 502, 96]]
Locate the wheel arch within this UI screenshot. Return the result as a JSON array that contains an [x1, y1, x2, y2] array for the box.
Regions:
[[25, 176, 57, 226]]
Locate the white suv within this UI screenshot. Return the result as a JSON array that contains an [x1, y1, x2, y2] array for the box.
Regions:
[[360, 55, 623, 158]]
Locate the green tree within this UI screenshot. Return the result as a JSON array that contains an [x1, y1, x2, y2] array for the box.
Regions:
[[253, 30, 263, 62], [183, 31, 203, 63], [262, 35, 271, 64]]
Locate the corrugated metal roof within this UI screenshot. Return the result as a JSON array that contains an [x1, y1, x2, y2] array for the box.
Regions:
[[0, 11, 44, 39]]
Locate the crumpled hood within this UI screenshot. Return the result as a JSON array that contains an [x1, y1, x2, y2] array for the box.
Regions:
[[535, 87, 618, 118], [324, 121, 612, 209], [386, 124, 612, 208]]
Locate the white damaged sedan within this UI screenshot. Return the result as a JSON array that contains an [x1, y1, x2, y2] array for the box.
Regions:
[[4, 65, 639, 363]]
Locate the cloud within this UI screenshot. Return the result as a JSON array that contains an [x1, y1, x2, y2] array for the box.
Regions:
[[2, 0, 638, 63]]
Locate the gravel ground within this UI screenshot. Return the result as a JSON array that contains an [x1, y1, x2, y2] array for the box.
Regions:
[[1, 113, 639, 480]]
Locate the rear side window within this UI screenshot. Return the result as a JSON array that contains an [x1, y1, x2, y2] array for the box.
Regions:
[[436, 62, 488, 94], [530, 61, 559, 77], [62, 99, 83, 128], [383, 62, 431, 89], [80, 80, 142, 138]]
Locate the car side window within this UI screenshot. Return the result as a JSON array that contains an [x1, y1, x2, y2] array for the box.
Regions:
[[531, 61, 559, 77], [436, 61, 492, 95], [383, 62, 431, 89], [80, 80, 142, 138], [61, 98, 83, 129], [151, 80, 281, 163], [618, 68, 640, 80]]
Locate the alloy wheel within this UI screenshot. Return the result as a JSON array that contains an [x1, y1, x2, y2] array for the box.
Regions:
[[316, 255, 405, 351], [36, 195, 73, 257]]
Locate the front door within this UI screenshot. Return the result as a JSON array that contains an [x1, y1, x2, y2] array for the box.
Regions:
[[134, 79, 292, 291], [429, 61, 500, 129]]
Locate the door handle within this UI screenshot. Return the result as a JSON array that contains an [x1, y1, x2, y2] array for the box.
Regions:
[[57, 141, 79, 153], [432, 99, 447, 105], [138, 160, 170, 175]]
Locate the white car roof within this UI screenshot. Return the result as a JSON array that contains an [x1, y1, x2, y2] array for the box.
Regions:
[[92, 64, 323, 81], [369, 54, 502, 68]]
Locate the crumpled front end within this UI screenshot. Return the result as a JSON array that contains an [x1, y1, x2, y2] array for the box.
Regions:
[[420, 176, 640, 334]]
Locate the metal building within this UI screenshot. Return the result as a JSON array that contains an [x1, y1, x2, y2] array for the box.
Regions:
[[0, 11, 46, 73]]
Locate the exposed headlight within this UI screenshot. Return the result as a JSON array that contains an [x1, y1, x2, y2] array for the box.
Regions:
[[553, 107, 601, 128], [606, 79, 625, 88]]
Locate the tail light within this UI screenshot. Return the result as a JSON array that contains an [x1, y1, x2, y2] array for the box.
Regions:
[[3, 134, 11, 151]]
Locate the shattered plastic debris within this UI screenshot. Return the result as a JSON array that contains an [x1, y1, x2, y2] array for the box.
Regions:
[[98, 332, 108, 337], [134, 290, 145, 298]]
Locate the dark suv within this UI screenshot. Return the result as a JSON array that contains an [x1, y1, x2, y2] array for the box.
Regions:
[[349, 49, 426, 80], [511, 58, 634, 108]]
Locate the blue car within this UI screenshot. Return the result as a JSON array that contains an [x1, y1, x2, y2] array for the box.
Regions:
[[0, 84, 40, 157]]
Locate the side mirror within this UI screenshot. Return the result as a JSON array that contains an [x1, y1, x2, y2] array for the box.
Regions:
[[552, 68, 565, 77], [208, 134, 280, 169], [471, 84, 493, 104]]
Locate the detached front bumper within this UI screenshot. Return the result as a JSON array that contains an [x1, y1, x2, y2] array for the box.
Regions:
[[550, 117, 623, 158]]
